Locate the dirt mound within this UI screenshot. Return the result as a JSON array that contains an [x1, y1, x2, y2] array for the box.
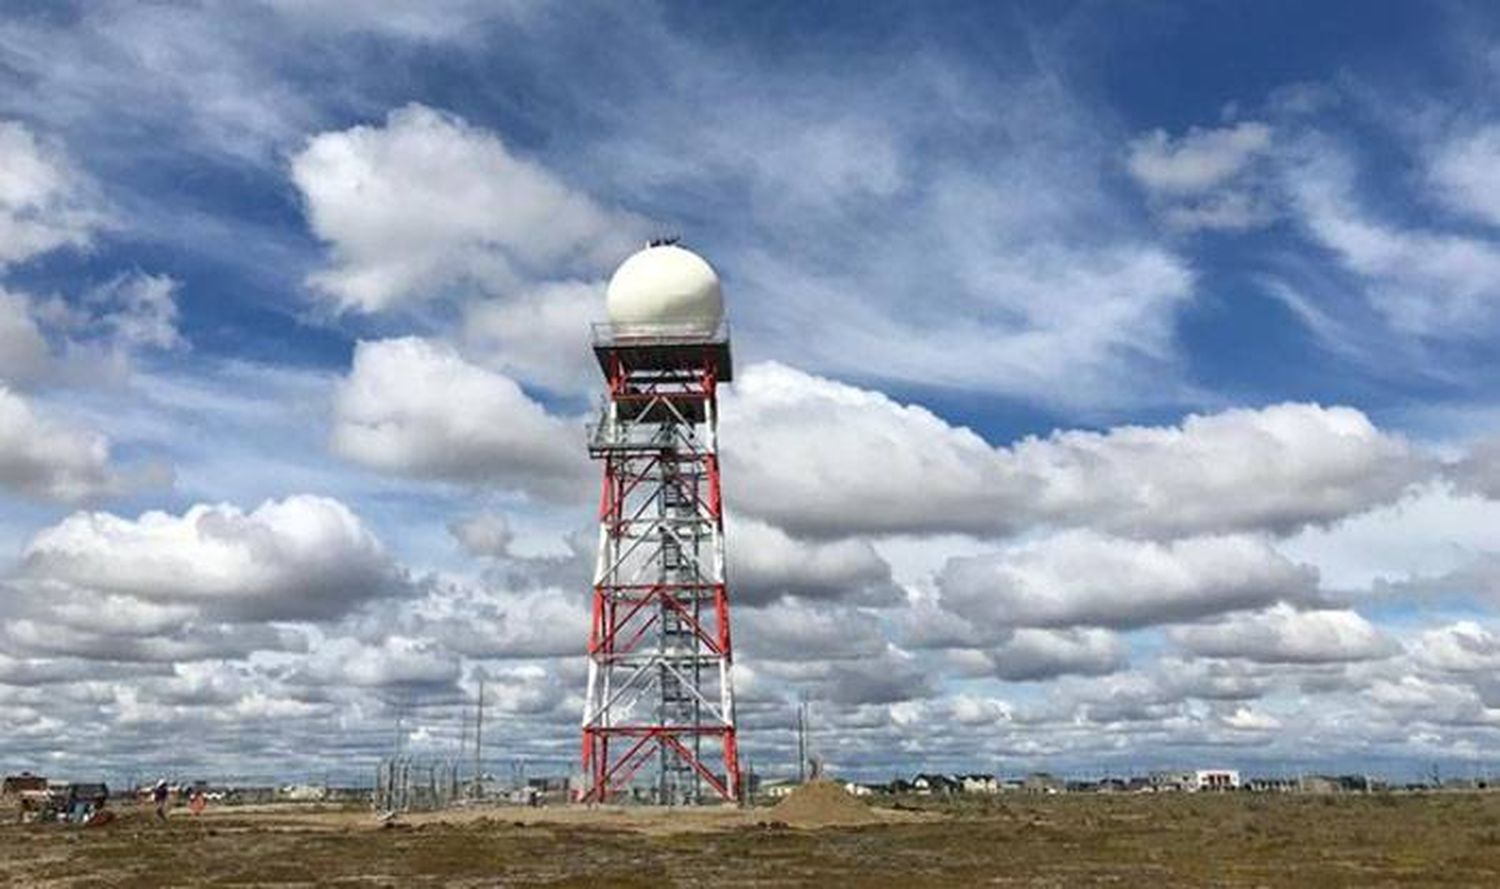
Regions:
[[770, 781, 881, 827]]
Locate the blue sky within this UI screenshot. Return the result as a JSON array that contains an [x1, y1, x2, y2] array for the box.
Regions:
[[6, 1, 1500, 786]]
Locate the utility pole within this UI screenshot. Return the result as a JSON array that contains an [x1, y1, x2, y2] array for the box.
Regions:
[[796, 697, 808, 783], [474, 678, 485, 800]]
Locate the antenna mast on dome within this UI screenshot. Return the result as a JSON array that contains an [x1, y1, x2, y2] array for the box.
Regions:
[[578, 242, 741, 805]]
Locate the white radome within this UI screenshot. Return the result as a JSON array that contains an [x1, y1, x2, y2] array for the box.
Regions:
[[605, 244, 724, 334]]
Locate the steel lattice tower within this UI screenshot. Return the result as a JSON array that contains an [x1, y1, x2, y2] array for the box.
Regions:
[[580, 321, 740, 804]]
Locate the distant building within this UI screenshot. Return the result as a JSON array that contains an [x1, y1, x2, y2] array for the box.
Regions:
[[761, 779, 799, 799], [2, 773, 47, 796], [279, 784, 328, 802], [1297, 774, 1379, 794], [912, 774, 960, 795], [958, 774, 999, 794], [1150, 769, 1240, 792], [1023, 773, 1064, 794], [1194, 769, 1240, 791]]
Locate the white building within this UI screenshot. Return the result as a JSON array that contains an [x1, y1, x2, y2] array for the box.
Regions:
[[1151, 769, 1241, 792], [762, 779, 799, 799], [1193, 769, 1240, 791]]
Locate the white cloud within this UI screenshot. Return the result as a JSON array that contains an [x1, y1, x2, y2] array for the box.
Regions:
[[448, 512, 514, 559], [0, 119, 104, 266], [1128, 122, 1273, 194], [0, 275, 185, 391], [1414, 621, 1500, 673], [1170, 604, 1398, 664], [1286, 141, 1500, 337], [936, 531, 1316, 631], [0, 289, 52, 385], [0, 385, 135, 503], [1280, 483, 1500, 593], [461, 278, 601, 395], [22, 494, 403, 621], [292, 103, 645, 313], [1126, 121, 1274, 232], [759, 645, 931, 705], [85, 272, 185, 351], [2, 618, 306, 663], [736, 600, 890, 663], [721, 361, 1027, 537], [299, 635, 460, 688], [1014, 401, 1426, 538], [737, 238, 1195, 407], [728, 516, 900, 606], [597, 56, 1200, 407], [1367, 674, 1499, 727], [1452, 438, 1500, 501], [259, 0, 528, 41], [330, 337, 589, 500], [1222, 706, 1281, 731], [723, 362, 1425, 539], [976, 628, 1127, 681], [1428, 124, 1500, 227], [360, 570, 590, 661]]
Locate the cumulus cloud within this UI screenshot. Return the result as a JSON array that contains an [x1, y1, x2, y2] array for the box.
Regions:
[[1414, 621, 1500, 673], [1169, 604, 1398, 664], [292, 103, 644, 313], [2, 617, 307, 663], [1451, 437, 1500, 500], [0, 273, 186, 391], [401, 577, 587, 660], [1013, 401, 1426, 538], [0, 289, 52, 385], [0, 385, 143, 503], [736, 601, 890, 663], [462, 278, 602, 395], [1221, 706, 1281, 731], [935, 531, 1317, 632], [331, 337, 590, 500], [0, 119, 105, 266], [721, 362, 1027, 537], [22, 494, 404, 622], [760, 646, 932, 706], [967, 628, 1127, 682], [729, 516, 901, 607], [296, 635, 460, 689], [723, 362, 1426, 540], [448, 512, 514, 559]]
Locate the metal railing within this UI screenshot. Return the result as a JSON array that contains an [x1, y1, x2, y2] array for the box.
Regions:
[[591, 319, 729, 346]]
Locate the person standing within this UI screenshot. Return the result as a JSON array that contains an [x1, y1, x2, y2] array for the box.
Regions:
[[152, 781, 169, 822]]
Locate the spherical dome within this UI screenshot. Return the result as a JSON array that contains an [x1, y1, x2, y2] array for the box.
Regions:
[[605, 244, 723, 334]]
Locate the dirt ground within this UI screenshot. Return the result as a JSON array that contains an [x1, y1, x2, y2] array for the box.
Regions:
[[6, 791, 1500, 887]]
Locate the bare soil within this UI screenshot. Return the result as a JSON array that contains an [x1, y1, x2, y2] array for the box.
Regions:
[[770, 779, 893, 827], [5, 791, 1500, 886]]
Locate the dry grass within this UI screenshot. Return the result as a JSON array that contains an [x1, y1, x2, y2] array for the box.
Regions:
[[4, 792, 1500, 887]]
